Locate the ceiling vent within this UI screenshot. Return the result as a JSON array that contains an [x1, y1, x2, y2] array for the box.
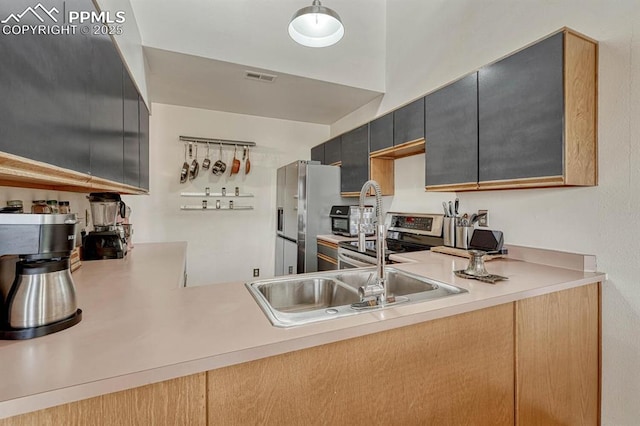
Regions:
[[244, 70, 277, 83]]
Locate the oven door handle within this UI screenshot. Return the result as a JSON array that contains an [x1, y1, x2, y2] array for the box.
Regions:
[[338, 249, 375, 267]]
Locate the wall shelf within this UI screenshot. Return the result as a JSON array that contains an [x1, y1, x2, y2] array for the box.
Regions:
[[179, 188, 255, 210], [180, 205, 253, 211], [180, 192, 254, 198]]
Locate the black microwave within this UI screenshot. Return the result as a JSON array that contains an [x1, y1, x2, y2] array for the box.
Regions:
[[329, 205, 374, 237]]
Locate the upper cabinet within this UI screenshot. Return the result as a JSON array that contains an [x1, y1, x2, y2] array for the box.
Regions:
[[369, 112, 394, 153], [393, 98, 425, 147], [425, 73, 479, 191], [310, 28, 596, 195], [0, 0, 92, 175], [310, 144, 325, 164], [340, 125, 369, 195], [139, 99, 150, 191], [477, 30, 596, 189], [425, 29, 597, 192], [311, 136, 340, 166], [324, 136, 342, 165], [0, 0, 149, 194], [90, 33, 125, 184], [123, 68, 141, 188]]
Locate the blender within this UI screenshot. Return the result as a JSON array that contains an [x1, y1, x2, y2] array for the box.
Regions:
[[82, 193, 127, 260]]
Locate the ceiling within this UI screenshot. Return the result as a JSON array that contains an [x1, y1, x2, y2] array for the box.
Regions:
[[129, 0, 387, 125], [145, 47, 383, 125]]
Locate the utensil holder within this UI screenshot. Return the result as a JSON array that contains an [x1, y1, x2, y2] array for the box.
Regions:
[[455, 225, 474, 249], [443, 217, 455, 247]]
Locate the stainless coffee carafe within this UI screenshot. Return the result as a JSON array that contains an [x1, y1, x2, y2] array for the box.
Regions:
[[0, 213, 82, 339], [7, 258, 77, 329]]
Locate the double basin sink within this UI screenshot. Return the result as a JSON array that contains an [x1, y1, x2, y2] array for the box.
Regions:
[[246, 267, 467, 327]]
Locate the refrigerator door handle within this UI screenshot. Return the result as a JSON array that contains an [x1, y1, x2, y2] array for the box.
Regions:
[[277, 208, 284, 232], [278, 234, 297, 243]]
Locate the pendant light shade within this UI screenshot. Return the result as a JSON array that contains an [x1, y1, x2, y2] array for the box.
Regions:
[[288, 0, 344, 48]]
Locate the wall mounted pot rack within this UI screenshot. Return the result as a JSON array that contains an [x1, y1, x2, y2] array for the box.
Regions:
[[179, 136, 256, 148]]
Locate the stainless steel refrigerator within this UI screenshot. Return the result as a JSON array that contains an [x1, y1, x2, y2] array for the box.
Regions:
[[275, 160, 341, 276]]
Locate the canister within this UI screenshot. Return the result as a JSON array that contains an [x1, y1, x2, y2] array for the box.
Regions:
[[443, 217, 455, 247], [6, 200, 23, 213], [59, 201, 70, 214], [31, 200, 52, 214], [455, 225, 475, 250]]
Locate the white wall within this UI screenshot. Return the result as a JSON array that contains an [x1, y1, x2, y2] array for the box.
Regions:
[[122, 103, 329, 286], [332, 1, 640, 423]]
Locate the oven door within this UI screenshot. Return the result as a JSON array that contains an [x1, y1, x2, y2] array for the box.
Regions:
[[337, 247, 376, 269]]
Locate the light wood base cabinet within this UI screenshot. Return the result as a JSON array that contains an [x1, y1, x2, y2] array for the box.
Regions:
[[516, 283, 600, 425], [0, 283, 600, 425], [0, 374, 207, 426], [208, 303, 514, 425]]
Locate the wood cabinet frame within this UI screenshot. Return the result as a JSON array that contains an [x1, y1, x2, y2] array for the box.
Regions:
[[0, 151, 147, 195]]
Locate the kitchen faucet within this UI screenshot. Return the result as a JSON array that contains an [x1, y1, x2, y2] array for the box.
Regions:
[[357, 180, 387, 305]]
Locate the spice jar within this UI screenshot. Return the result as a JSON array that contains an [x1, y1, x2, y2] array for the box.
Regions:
[[6, 200, 23, 213], [31, 200, 52, 214], [59, 201, 71, 214], [47, 200, 59, 214]]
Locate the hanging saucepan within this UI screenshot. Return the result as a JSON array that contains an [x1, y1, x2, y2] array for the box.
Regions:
[[202, 142, 211, 170], [244, 146, 251, 175], [230, 145, 240, 176], [189, 143, 199, 180], [212, 143, 226, 176], [180, 142, 189, 183]]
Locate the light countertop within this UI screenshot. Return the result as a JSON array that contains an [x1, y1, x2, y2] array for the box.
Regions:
[[0, 242, 605, 419]]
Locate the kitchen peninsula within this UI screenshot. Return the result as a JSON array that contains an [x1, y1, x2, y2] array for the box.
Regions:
[[0, 242, 603, 425]]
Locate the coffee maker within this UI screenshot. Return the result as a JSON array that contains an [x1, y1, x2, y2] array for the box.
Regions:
[[82, 192, 127, 260], [0, 213, 82, 339]]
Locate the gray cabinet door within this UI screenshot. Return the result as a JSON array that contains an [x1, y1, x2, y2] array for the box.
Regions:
[[425, 73, 479, 187], [0, 0, 151, 191], [369, 112, 393, 153], [393, 98, 425, 145], [123, 70, 140, 187], [139, 99, 150, 190], [311, 143, 325, 164], [340, 124, 369, 194], [89, 33, 124, 183], [478, 32, 564, 182], [0, 0, 91, 174], [324, 136, 341, 165]]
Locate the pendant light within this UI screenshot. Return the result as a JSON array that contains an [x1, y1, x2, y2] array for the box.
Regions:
[[288, 0, 344, 48]]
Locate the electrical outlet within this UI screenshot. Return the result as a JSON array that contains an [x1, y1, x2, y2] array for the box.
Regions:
[[478, 210, 488, 227], [253, 268, 260, 277]]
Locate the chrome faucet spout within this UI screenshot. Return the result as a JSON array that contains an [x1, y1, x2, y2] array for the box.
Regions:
[[357, 180, 386, 305]]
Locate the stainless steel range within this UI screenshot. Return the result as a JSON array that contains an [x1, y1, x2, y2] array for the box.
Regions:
[[337, 212, 444, 268]]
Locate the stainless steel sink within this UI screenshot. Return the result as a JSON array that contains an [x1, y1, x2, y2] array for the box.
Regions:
[[255, 277, 360, 313], [246, 267, 467, 327]]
